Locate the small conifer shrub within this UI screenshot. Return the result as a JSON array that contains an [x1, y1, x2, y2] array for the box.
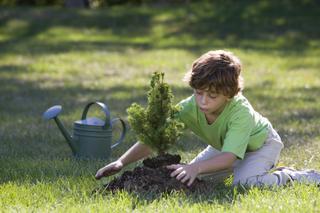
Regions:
[[127, 72, 184, 155]]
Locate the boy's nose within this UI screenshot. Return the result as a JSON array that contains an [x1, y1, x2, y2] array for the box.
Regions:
[[200, 95, 208, 105]]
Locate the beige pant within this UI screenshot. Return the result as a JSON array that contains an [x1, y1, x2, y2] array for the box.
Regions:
[[190, 126, 292, 186]]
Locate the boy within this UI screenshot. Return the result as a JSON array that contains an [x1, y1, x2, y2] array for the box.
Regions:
[[96, 50, 320, 187]]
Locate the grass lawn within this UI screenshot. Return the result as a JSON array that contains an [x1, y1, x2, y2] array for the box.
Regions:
[[1, 1, 320, 212]]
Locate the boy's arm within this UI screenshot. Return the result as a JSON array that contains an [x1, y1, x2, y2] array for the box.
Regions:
[[95, 142, 152, 179], [119, 141, 153, 166], [167, 152, 236, 186], [194, 152, 236, 174]]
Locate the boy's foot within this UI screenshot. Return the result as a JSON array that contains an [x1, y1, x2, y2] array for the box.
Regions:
[[276, 167, 320, 185]]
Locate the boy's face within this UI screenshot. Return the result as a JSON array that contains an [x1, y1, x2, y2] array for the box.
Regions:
[[194, 89, 230, 116]]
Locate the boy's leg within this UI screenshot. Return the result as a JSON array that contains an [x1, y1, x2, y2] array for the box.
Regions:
[[233, 127, 292, 187], [190, 145, 235, 182]]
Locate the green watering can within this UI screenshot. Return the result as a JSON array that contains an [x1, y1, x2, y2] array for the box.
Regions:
[[43, 102, 126, 159]]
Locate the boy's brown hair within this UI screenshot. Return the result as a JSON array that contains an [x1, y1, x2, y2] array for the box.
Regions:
[[184, 50, 243, 98]]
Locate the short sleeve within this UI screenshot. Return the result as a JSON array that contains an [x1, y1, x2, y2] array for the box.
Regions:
[[221, 112, 254, 159]]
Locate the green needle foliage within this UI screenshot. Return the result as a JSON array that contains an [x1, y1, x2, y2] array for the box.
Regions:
[[127, 72, 184, 155]]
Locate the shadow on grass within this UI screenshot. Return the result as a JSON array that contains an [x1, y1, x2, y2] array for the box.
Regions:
[[0, 1, 319, 55], [166, 1, 320, 51], [0, 70, 191, 117], [94, 180, 276, 207], [0, 7, 152, 36]]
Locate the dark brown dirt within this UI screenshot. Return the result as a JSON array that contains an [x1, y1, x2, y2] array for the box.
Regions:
[[142, 153, 181, 168], [94, 154, 209, 195]]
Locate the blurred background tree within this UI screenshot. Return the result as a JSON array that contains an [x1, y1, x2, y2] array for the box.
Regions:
[[0, 0, 317, 9], [0, 0, 191, 7]]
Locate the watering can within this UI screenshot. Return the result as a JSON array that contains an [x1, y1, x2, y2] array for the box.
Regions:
[[43, 102, 126, 159]]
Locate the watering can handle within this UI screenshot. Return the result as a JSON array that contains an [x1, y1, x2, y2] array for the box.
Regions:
[[111, 118, 126, 149], [81, 102, 111, 128]]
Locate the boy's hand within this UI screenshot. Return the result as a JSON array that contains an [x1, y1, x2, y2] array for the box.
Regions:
[[166, 164, 199, 187], [95, 160, 123, 180]]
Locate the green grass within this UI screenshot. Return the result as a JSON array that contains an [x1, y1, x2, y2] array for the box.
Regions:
[[1, 1, 320, 212]]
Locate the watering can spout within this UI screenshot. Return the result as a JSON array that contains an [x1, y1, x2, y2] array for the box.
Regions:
[[53, 117, 78, 155], [43, 105, 78, 155]]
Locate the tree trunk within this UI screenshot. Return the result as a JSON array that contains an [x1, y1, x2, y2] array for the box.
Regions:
[[64, 0, 89, 8]]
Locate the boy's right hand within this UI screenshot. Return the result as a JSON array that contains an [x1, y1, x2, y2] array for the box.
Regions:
[[95, 160, 123, 180]]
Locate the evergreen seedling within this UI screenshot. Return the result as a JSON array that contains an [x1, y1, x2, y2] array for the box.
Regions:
[[127, 72, 184, 155]]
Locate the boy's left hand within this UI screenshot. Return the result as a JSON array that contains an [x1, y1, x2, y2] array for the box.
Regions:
[[166, 164, 199, 187]]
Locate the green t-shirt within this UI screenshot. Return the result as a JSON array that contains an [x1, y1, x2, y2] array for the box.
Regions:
[[176, 94, 270, 159]]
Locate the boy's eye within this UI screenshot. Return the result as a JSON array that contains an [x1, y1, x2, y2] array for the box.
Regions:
[[209, 94, 217, 99], [195, 90, 203, 95]]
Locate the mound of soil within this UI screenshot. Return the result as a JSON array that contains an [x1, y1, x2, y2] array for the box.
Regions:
[[142, 153, 181, 168], [95, 154, 208, 195]]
